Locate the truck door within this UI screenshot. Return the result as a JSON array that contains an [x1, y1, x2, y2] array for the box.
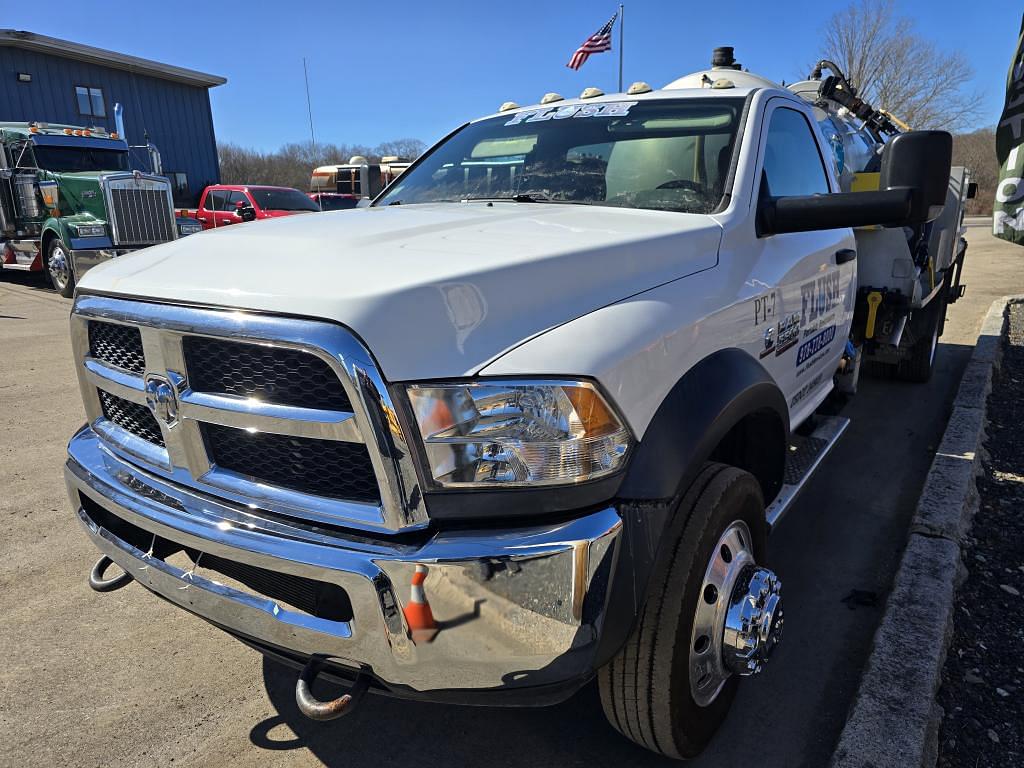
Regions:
[[225, 191, 250, 223], [746, 100, 857, 425], [196, 189, 230, 229]]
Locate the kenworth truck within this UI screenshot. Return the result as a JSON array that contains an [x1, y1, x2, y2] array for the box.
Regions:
[[65, 52, 966, 759], [0, 121, 195, 297]]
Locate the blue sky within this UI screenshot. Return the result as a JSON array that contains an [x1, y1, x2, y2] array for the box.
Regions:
[[7, 0, 1019, 150]]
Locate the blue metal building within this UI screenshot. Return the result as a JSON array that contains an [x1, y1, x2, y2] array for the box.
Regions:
[[0, 29, 225, 206]]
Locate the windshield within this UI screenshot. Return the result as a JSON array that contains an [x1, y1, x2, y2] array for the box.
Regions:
[[316, 195, 360, 211], [250, 187, 321, 212], [31, 145, 130, 173], [377, 98, 744, 214]]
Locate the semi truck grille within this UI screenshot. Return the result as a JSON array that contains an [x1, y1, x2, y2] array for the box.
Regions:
[[71, 296, 426, 533], [182, 337, 352, 411], [105, 176, 176, 246], [88, 321, 145, 374], [203, 423, 380, 503], [98, 389, 165, 447]]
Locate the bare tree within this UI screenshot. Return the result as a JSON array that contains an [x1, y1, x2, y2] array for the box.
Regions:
[[817, 0, 984, 130], [953, 128, 998, 215], [218, 138, 426, 190]]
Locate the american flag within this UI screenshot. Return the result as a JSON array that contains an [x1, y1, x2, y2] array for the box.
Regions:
[[567, 12, 617, 70]]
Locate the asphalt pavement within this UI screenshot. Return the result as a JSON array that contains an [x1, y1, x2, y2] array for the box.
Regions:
[[0, 220, 1021, 768]]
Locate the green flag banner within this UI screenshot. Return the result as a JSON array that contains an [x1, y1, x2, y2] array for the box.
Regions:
[[995, 14, 1024, 245]]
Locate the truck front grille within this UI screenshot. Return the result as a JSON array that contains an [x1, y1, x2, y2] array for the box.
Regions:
[[183, 337, 352, 411], [204, 423, 380, 503], [88, 321, 145, 374], [98, 389, 165, 447], [70, 296, 426, 533], [105, 175, 176, 246]]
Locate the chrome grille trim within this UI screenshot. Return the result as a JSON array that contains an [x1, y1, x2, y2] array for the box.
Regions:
[[101, 173, 177, 246], [71, 294, 427, 534]]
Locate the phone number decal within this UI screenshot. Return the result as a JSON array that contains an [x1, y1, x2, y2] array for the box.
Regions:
[[796, 325, 836, 366]]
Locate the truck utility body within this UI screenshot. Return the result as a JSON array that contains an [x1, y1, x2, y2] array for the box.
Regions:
[[0, 121, 185, 297], [65, 53, 963, 759], [310, 155, 411, 200]]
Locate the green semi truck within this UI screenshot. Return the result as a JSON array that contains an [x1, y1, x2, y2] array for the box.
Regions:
[[0, 120, 201, 297]]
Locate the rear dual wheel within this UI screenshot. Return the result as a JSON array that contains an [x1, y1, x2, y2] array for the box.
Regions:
[[598, 463, 782, 759], [896, 290, 947, 383]]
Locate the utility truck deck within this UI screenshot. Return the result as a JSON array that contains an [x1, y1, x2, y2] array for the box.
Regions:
[[64, 49, 967, 759]]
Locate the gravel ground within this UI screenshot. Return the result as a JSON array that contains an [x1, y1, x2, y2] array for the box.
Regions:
[[937, 302, 1024, 767]]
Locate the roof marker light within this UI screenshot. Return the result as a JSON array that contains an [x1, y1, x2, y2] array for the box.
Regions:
[[580, 87, 604, 99], [627, 81, 652, 95], [498, 101, 520, 112], [540, 92, 564, 104]]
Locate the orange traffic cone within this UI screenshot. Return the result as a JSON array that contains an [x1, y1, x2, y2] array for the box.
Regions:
[[403, 564, 439, 643]]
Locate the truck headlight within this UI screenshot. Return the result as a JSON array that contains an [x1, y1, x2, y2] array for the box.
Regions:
[[405, 380, 632, 487], [73, 223, 106, 238]]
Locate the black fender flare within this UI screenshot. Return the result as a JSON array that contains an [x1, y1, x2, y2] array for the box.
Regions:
[[596, 348, 789, 666], [618, 347, 789, 502]]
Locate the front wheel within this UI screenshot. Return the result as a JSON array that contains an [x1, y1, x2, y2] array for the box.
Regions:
[[46, 238, 75, 298], [598, 463, 782, 759]]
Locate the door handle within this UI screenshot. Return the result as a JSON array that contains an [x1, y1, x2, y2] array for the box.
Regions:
[[835, 249, 856, 265]]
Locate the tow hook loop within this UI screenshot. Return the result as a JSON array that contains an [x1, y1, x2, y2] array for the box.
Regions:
[[88, 555, 134, 592], [295, 655, 369, 721]]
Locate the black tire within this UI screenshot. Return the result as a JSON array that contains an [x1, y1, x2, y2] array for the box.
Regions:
[[45, 237, 75, 298], [896, 292, 946, 383], [598, 463, 767, 759]]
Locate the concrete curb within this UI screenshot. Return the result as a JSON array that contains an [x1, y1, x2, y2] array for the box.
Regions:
[[829, 296, 1021, 768]]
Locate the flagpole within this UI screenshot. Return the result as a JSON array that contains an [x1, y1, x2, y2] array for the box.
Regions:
[[618, 4, 624, 91]]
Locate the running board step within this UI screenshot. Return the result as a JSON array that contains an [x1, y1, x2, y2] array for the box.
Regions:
[[766, 415, 850, 530], [1, 263, 36, 271]]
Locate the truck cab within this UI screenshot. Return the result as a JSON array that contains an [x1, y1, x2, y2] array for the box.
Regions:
[[64, 53, 957, 760], [0, 121, 184, 296], [190, 184, 320, 229]]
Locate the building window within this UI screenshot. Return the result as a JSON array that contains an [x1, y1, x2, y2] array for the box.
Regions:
[[164, 172, 190, 205], [75, 86, 106, 118]]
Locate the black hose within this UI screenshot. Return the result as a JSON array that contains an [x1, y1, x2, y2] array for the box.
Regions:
[[88, 555, 134, 592]]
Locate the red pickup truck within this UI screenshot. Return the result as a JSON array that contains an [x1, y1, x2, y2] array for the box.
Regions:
[[181, 184, 321, 229]]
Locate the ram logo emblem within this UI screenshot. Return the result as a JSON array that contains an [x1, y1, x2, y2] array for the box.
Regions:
[[144, 375, 178, 427]]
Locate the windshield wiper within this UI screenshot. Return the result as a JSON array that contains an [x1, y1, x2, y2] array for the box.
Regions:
[[463, 193, 553, 203]]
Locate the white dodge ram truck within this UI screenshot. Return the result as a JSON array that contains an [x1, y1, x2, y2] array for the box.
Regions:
[[65, 58, 955, 759]]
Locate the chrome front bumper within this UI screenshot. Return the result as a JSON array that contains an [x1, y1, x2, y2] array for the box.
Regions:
[[66, 426, 623, 699], [70, 248, 135, 282]]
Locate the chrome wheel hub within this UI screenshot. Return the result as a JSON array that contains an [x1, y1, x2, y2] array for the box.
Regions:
[[688, 520, 783, 707], [722, 566, 783, 676], [49, 246, 69, 288]]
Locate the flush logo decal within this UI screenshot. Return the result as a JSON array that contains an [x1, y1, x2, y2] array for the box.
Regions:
[[504, 101, 638, 126], [801, 270, 842, 326]]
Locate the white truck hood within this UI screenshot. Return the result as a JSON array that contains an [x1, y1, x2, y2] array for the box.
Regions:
[[80, 203, 722, 380]]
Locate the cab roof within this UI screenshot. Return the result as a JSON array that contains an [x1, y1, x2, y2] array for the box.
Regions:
[[479, 66, 789, 124]]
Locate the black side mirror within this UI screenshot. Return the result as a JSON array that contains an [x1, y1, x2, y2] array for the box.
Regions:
[[237, 204, 256, 222], [759, 130, 952, 236], [879, 130, 952, 225]]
